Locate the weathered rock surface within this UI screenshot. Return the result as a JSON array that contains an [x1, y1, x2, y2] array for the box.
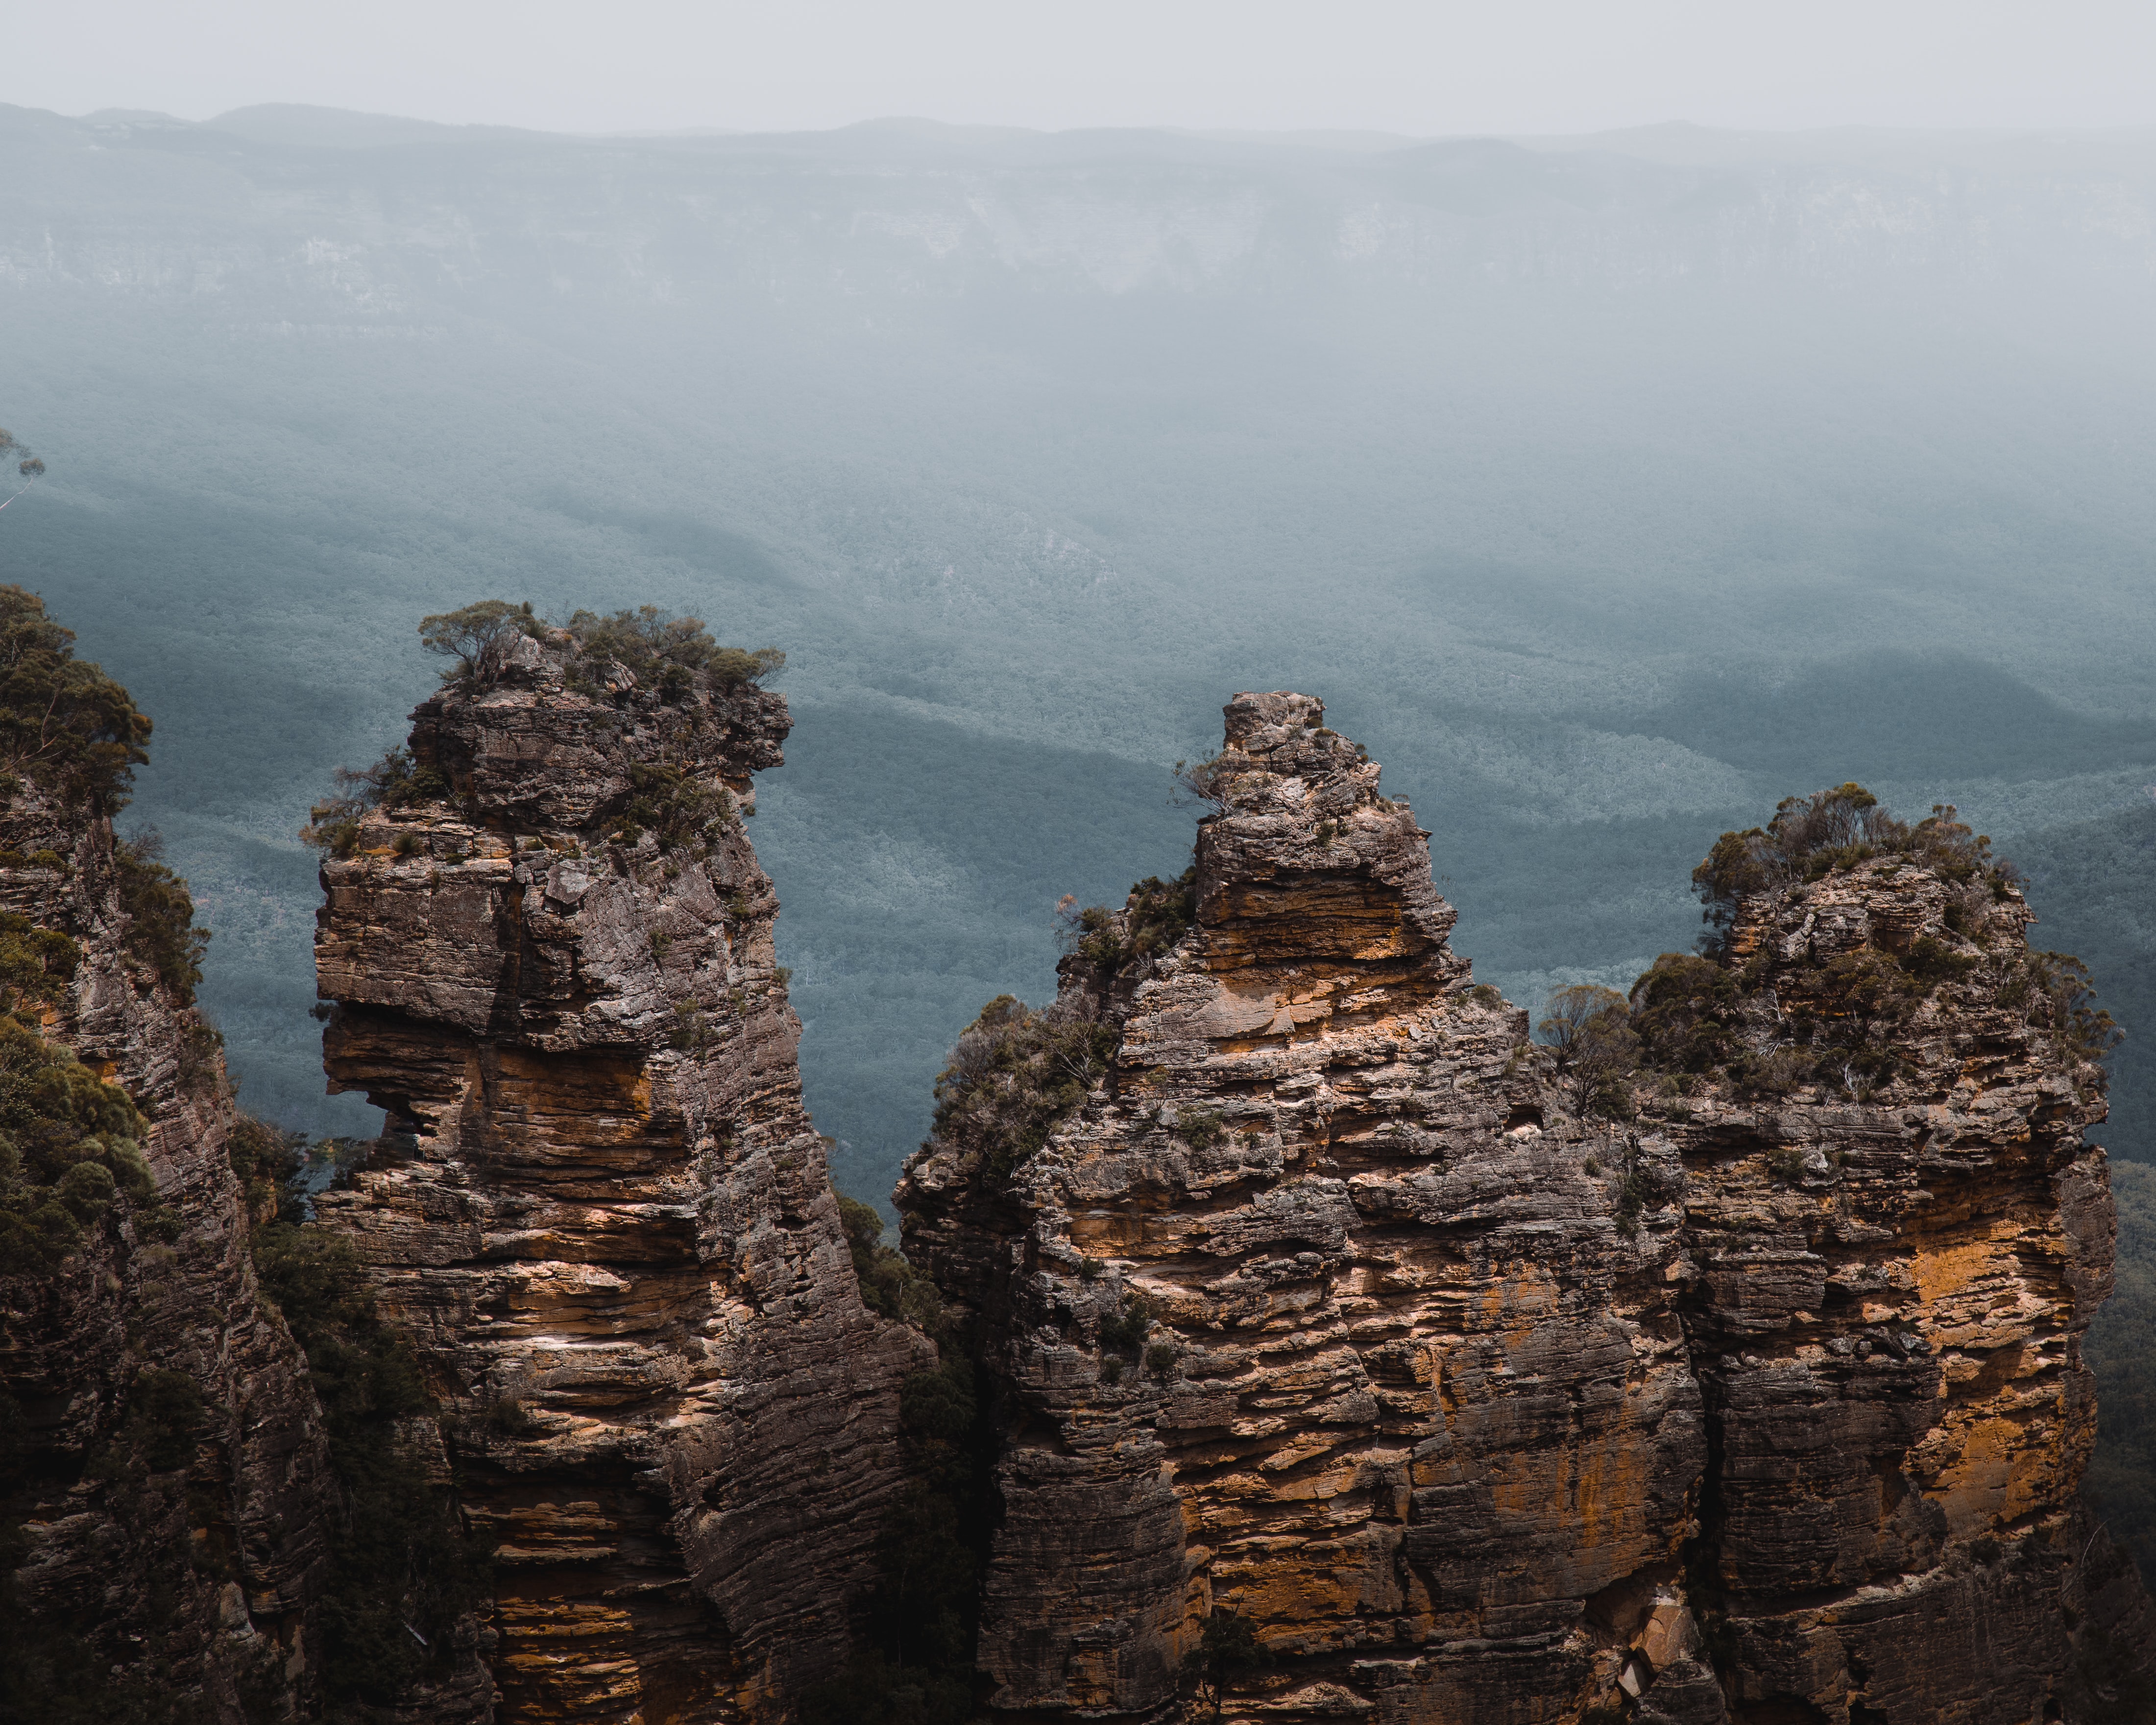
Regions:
[[313, 633, 918, 1723], [900, 690, 2155, 1724], [0, 748, 340, 1715]]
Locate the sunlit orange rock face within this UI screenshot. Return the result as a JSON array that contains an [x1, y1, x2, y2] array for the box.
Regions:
[[899, 690, 2151, 1725], [315, 634, 917, 1725]]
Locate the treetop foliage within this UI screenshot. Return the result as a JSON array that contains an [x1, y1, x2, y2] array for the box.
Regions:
[[1515, 785, 2125, 1115], [0, 585, 151, 815], [113, 830, 208, 1003], [417, 597, 784, 701], [0, 1010, 167, 1275], [417, 599, 535, 682], [838, 1191, 947, 1336], [931, 994, 1119, 1178], [1058, 868, 1197, 973], [252, 1218, 492, 1704], [1535, 984, 1639, 1118], [1692, 785, 2013, 951]]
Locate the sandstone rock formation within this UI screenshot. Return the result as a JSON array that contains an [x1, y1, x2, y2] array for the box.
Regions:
[[0, 593, 341, 1720], [312, 624, 919, 1723], [899, 691, 2153, 1724]]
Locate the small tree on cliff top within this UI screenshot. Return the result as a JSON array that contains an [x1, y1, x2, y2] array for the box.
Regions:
[[0, 584, 151, 813], [418, 599, 535, 683]]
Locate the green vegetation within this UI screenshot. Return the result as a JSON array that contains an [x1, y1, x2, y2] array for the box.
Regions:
[[799, 1353, 988, 1725], [837, 1193, 946, 1333], [112, 831, 209, 1002], [800, 1291, 991, 1725], [0, 585, 151, 816], [1539, 789, 2124, 1114], [2089, 1161, 2156, 1587], [1188, 1610, 1270, 1721], [0, 1009, 171, 1275], [1536, 984, 1639, 1118], [309, 603, 780, 859], [623, 760, 731, 851], [0, 428, 45, 483], [300, 746, 448, 856], [2006, 950, 2122, 1066], [930, 994, 1118, 1178], [562, 604, 782, 701], [1060, 867, 1197, 973], [417, 599, 538, 683], [1098, 1291, 1152, 1356], [251, 1221, 490, 1707], [1692, 789, 2012, 954]]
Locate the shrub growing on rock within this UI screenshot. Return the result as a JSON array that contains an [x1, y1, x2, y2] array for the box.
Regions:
[[931, 995, 1118, 1177], [0, 1016, 166, 1276], [838, 1192, 946, 1334], [113, 831, 208, 1001], [1537, 985, 1641, 1117], [300, 747, 448, 856]]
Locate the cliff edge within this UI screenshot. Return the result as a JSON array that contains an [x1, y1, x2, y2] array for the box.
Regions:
[[311, 611, 920, 1723], [0, 588, 342, 1720], [900, 690, 2155, 1724]]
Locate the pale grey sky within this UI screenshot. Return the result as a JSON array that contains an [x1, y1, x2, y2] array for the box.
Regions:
[[15, 0, 2156, 138]]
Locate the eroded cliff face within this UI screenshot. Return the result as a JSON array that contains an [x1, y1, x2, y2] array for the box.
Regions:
[[312, 630, 919, 1724], [0, 612, 340, 1719], [899, 691, 2151, 1725]]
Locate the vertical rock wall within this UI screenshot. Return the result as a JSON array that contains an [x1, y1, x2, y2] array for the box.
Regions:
[[313, 632, 918, 1724], [0, 698, 340, 1714], [899, 691, 2153, 1724]]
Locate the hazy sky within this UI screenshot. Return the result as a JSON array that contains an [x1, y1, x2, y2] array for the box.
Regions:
[[17, 0, 2156, 137]]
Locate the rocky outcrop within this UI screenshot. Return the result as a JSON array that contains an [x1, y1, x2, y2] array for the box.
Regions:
[[899, 691, 2153, 1724], [0, 600, 340, 1719], [312, 628, 919, 1723]]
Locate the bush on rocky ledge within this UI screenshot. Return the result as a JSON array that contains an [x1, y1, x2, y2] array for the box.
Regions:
[[930, 995, 1118, 1178]]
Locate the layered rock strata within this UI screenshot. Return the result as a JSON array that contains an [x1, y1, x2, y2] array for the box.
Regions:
[[899, 691, 2151, 1724], [313, 632, 918, 1723], [0, 628, 341, 1719]]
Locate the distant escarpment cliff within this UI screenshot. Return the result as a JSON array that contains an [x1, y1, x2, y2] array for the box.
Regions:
[[901, 691, 2155, 1724], [0, 588, 344, 1721], [308, 607, 920, 1722]]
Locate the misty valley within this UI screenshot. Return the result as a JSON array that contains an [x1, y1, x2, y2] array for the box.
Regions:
[[2, 100, 2156, 1723]]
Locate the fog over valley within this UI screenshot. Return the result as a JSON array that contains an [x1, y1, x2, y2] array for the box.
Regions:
[[3, 100, 2154, 1204]]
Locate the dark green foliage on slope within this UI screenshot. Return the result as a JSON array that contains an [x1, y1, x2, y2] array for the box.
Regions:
[[838, 1192, 946, 1333], [561, 604, 783, 700], [930, 994, 1119, 1179], [251, 1220, 491, 1708], [1691, 785, 2014, 953], [2012, 800, 2156, 1168], [0, 584, 151, 816], [1062, 867, 1197, 973], [0, 1012, 172, 1276], [299, 747, 448, 857], [113, 831, 209, 1003], [799, 1348, 993, 1725], [1544, 789, 2124, 1114]]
